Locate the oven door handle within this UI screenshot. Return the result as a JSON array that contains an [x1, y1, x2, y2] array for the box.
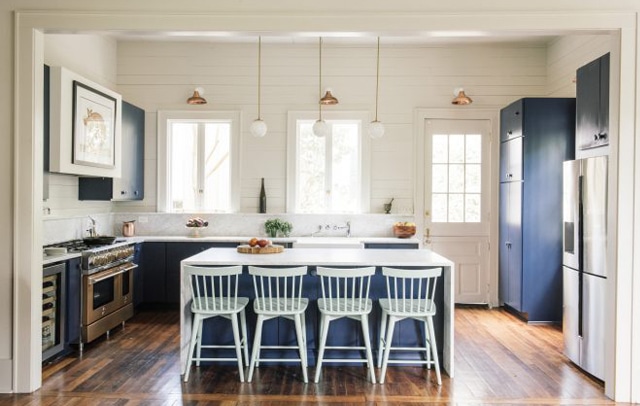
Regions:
[[89, 263, 138, 285]]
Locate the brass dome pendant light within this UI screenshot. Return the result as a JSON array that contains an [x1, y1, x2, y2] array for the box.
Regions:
[[313, 37, 330, 138], [250, 36, 268, 137], [368, 37, 385, 139]]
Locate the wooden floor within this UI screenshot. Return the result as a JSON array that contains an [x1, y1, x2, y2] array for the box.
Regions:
[[0, 306, 628, 405]]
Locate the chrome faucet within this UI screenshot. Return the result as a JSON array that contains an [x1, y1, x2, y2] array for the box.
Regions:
[[87, 216, 98, 237], [334, 221, 351, 237], [311, 225, 322, 237]]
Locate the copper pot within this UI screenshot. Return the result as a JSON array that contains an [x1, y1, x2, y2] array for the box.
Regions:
[[122, 220, 135, 237]]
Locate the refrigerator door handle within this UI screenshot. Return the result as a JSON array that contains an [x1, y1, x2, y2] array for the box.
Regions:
[[577, 174, 584, 339]]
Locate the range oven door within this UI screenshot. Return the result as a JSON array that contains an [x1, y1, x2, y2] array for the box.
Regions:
[[83, 262, 137, 326]]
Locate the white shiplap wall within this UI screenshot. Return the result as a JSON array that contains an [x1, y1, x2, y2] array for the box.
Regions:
[[546, 34, 614, 97], [43, 34, 118, 218], [116, 40, 548, 214]]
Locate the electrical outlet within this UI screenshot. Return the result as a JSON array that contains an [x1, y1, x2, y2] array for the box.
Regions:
[[138, 216, 148, 223]]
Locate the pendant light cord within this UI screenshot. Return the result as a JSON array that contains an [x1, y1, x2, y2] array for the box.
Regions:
[[257, 36, 262, 120], [375, 37, 380, 122], [318, 37, 323, 121]]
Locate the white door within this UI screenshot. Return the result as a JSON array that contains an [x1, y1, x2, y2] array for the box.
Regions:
[[424, 119, 491, 304]]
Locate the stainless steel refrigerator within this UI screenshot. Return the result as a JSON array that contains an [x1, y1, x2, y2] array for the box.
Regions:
[[562, 156, 607, 380]]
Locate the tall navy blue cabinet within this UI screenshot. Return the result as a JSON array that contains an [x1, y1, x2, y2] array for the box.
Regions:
[[499, 98, 575, 322]]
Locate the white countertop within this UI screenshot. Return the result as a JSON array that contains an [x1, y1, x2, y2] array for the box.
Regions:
[[182, 246, 452, 267]]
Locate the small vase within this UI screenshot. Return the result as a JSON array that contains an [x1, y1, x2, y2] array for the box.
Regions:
[[268, 230, 277, 238]]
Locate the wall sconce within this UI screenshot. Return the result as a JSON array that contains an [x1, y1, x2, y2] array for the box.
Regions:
[[187, 87, 207, 105], [320, 88, 339, 105], [452, 88, 472, 105]]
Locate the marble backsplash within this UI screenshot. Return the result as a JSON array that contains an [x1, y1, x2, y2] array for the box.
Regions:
[[42, 212, 416, 245]]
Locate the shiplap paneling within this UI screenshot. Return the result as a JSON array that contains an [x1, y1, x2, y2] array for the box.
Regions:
[[117, 41, 548, 213], [546, 34, 614, 97]]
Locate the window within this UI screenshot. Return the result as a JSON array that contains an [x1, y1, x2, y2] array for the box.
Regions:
[[431, 133, 482, 223], [158, 111, 240, 213], [287, 112, 370, 213]]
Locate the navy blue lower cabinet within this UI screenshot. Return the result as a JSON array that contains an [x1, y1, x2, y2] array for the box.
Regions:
[[141, 243, 167, 304], [65, 257, 82, 347], [193, 266, 444, 367]]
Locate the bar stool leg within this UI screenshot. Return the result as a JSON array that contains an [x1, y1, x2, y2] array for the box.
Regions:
[[427, 316, 442, 386], [379, 316, 397, 384], [184, 314, 201, 382], [240, 309, 249, 365], [231, 314, 245, 382], [195, 318, 204, 367], [314, 313, 331, 383], [360, 314, 376, 383], [248, 315, 265, 383], [294, 313, 309, 383], [377, 309, 388, 368]]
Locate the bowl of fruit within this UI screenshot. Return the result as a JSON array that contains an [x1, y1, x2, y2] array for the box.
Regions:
[[393, 222, 416, 238], [186, 217, 209, 237]]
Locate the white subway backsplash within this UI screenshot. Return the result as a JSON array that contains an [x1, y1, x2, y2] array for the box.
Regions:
[[43, 213, 416, 244]]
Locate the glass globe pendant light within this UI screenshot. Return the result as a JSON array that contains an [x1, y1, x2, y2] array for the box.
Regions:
[[250, 36, 268, 137], [313, 37, 330, 138], [368, 37, 385, 139]]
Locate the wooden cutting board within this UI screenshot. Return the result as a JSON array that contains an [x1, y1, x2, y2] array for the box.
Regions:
[[237, 244, 284, 254]]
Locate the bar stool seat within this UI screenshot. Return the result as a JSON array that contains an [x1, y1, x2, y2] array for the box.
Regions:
[[378, 266, 443, 385], [314, 266, 376, 383], [183, 265, 249, 382], [247, 266, 309, 383]]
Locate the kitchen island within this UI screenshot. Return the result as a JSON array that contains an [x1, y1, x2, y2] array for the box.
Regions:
[[180, 247, 455, 378]]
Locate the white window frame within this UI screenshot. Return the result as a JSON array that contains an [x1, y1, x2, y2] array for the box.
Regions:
[[157, 110, 241, 213], [286, 111, 371, 213]]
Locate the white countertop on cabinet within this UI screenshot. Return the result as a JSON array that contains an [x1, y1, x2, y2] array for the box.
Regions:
[[179, 247, 455, 378]]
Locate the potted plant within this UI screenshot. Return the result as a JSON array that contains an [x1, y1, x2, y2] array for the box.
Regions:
[[264, 218, 282, 238], [280, 221, 293, 237]]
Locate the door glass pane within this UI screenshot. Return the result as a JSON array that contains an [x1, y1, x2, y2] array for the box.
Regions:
[[466, 134, 482, 163], [449, 164, 465, 193], [92, 278, 115, 309], [449, 134, 465, 163], [465, 164, 481, 193], [432, 164, 448, 193], [465, 194, 481, 222], [432, 193, 448, 222], [448, 193, 464, 222], [432, 134, 448, 163], [170, 123, 198, 212]]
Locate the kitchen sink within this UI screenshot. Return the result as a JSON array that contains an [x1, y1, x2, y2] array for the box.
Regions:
[[292, 237, 364, 249]]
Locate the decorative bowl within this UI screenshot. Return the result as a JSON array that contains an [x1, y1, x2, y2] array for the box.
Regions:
[[393, 225, 416, 238], [186, 225, 207, 238]]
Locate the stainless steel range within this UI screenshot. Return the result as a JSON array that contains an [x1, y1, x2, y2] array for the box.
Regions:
[[45, 239, 138, 350]]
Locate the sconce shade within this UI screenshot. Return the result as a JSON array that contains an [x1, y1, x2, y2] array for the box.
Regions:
[[187, 89, 207, 105], [320, 90, 339, 105], [452, 89, 472, 105]]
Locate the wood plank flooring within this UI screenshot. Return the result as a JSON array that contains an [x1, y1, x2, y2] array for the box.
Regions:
[[0, 306, 628, 405]]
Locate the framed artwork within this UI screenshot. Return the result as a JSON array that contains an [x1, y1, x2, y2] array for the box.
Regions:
[[72, 81, 117, 168]]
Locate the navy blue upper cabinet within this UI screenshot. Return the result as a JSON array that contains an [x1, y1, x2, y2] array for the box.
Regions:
[[576, 53, 610, 150], [498, 98, 576, 322], [78, 100, 145, 201]]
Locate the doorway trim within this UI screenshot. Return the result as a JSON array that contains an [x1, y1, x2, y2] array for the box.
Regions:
[[13, 9, 638, 402], [414, 108, 500, 307]]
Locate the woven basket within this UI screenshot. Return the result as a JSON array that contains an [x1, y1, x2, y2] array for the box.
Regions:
[[393, 225, 416, 238]]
